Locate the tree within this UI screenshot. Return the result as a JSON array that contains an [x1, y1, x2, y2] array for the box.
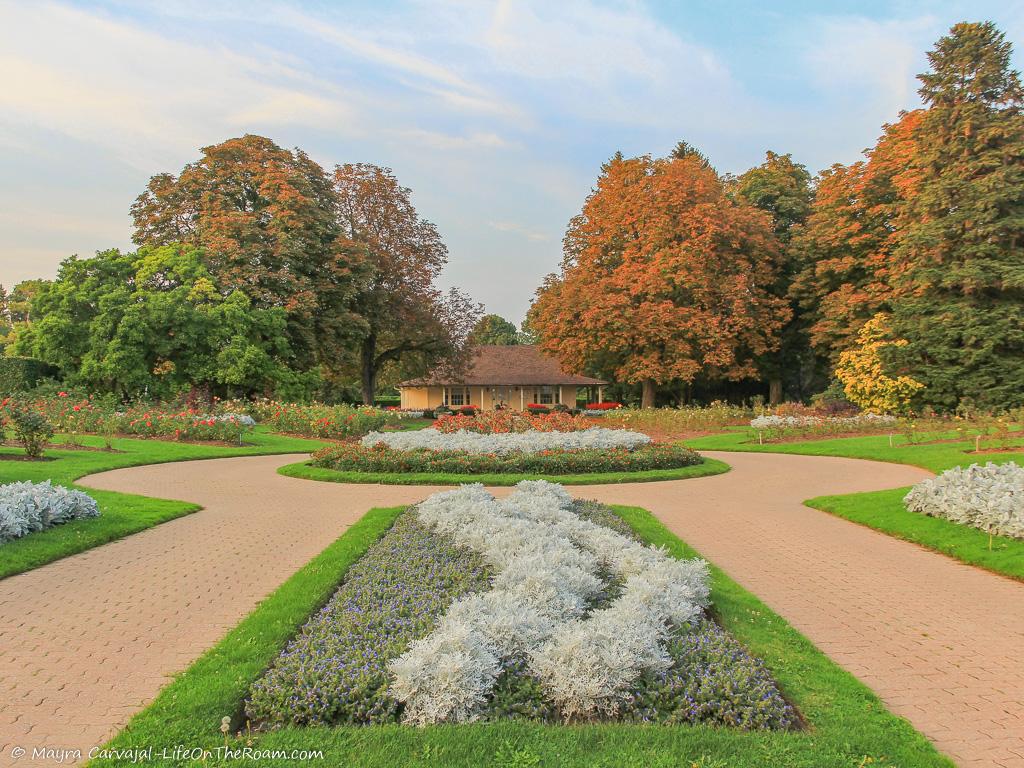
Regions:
[[332, 163, 481, 403], [11, 245, 299, 399], [887, 22, 1024, 410], [790, 110, 922, 360], [130, 135, 366, 371], [734, 151, 814, 403], [669, 140, 712, 170], [469, 314, 521, 345], [529, 153, 790, 408], [834, 313, 924, 414]]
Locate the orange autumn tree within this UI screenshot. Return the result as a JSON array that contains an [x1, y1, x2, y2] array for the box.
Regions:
[[791, 110, 922, 360], [529, 153, 790, 408]]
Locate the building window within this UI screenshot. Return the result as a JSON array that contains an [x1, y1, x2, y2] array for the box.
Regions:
[[538, 386, 555, 405], [444, 387, 468, 406]]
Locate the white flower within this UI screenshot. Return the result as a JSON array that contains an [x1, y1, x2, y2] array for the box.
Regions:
[[387, 480, 710, 724], [749, 413, 896, 430], [361, 427, 650, 454]]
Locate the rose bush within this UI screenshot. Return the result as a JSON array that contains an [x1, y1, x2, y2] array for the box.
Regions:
[[434, 411, 590, 434]]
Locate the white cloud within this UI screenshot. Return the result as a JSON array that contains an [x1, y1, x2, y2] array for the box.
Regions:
[[0, 0, 358, 171]]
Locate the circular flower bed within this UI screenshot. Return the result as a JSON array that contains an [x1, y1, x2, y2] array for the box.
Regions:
[[361, 426, 651, 455], [312, 441, 700, 475]]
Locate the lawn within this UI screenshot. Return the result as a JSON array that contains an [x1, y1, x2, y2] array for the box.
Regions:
[[0, 427, 326, 579], [277, 456, 730, 486], [91, 503, 950, 768], [686, 429, 1024, 580]]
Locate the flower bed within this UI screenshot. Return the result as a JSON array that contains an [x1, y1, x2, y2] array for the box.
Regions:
[[361, 426, 650, 454], [749, 413, 897, 442], [0, 480, 100, 544], [246, 484, 794, 730], [313, 442, 699, 475], [434, 411, 590, 434], [4, 395, 256, 443], [260, 402, 399, 439], [904, 461, 1023, 539], [602, 403, 756, 433]]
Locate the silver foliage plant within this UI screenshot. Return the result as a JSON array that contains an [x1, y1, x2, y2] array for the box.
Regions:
[[904, 461, 1024, 539], [0, 480, 101, 544], [361, 427, 651, 454], [749, 413, 896, 430], [387, 481, 709, 724]]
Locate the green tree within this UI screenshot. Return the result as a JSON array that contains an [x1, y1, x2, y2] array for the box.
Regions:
[[888, 22, 1024, 410], [469, 314, 521, 345], [734, 151, 814, 403], [12, 245, 299, 399], [131, 135, 366, 372]]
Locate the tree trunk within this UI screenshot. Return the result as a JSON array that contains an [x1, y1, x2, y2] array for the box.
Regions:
[[768, 378, 783, 406], [360, 334, 377, 405], [641, 379, 657, 409]]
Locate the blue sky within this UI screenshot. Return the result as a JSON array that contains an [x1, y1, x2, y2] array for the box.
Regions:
[[1, 0, 1022, 323]]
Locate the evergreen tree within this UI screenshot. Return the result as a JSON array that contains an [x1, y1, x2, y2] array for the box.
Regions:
[[889, 22, 1024, 410]]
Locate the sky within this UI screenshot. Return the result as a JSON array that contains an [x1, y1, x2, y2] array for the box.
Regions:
[[1, 1, 1022, 324]]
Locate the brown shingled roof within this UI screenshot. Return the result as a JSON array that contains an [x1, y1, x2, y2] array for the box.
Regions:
[[398, 345, 607, 387]]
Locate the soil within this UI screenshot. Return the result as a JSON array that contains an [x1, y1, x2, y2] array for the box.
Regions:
[[0, 454, 56, 462]]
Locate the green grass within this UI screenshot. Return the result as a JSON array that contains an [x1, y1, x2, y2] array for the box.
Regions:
[[686, 429, 1024, 581], [91, 504, 951, 768], [0, 428, 326, 580], [276, 457, 731, 486]]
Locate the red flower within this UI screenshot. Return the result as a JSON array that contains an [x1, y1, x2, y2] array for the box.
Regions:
[[58, 391, 68, 397], [73, 405, 81, 411]]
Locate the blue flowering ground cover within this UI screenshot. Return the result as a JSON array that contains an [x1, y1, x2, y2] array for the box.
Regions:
[[246, 500, 794, 730]]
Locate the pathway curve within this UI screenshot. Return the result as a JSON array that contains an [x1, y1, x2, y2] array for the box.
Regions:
[[0, 451, 1020, 767]]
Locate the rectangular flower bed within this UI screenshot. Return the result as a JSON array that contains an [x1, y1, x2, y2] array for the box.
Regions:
[[245, 483, 794, 730]]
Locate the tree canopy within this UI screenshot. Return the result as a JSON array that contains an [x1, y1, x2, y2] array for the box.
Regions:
[[332, 163, 480, 403], [529, 152, 789, 408], [11, 244, 301, 399], [469, 314, 523, 346]]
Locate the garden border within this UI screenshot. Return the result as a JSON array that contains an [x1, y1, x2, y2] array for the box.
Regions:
[[89, 503, 950, 768], [276, 457, 730, 486]]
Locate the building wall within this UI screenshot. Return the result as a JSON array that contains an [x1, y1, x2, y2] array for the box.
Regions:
[[400, 385, 582, 411]]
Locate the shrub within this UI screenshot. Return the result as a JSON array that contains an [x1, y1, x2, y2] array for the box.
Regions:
[[434, 411, 591, 435], [0, 357, 52, 392], [603, 402, 755, 433], [904, 462, 1023, 539], [259, 402, 397, 439], [313, 441, 700, 477], [0, 480, 100, 543], [9, 408, 54, 458]]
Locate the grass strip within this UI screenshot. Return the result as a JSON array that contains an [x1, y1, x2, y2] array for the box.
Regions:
[[0, 428, 326, 579], [91, 504, 951, 768], [276, 457, 730, 486]]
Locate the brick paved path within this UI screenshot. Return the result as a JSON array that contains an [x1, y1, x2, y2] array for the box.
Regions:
[[0, 451, 1021, 766]]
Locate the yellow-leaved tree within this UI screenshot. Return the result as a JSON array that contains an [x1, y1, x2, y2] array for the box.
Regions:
[[834, 313, 924, 414]]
